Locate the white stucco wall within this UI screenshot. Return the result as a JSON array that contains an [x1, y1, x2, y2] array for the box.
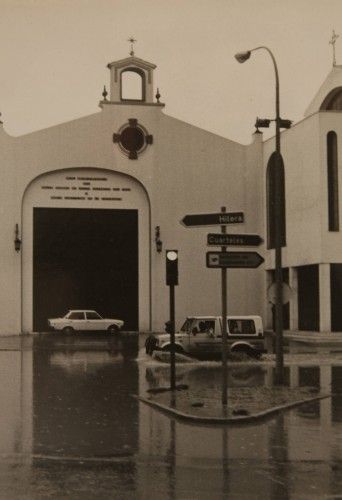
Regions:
[[263, 110, 342, 270], [263, 114, 323, 269], [0, 99, 265, 334], [319, 111, 342, 261], [149, 114, 265, 329]]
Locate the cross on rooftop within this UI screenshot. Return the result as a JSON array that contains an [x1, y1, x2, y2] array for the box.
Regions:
[[329, 29, 339, 66], [128, 37, 137, 56]]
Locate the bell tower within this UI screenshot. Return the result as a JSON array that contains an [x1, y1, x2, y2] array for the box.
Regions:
[[103, 40, 158, 104]]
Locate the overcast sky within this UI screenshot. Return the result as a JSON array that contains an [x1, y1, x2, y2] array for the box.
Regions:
[[0, 0, 341, 144]]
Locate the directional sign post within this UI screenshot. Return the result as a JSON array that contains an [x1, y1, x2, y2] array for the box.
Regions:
[[207, 233, 263, 247], [180, 207, 247, 408], [181, 212, 244, 227], [206, 251, 265, 269]]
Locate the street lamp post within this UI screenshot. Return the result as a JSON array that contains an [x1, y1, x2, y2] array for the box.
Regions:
[[235, 46, 289, 384]]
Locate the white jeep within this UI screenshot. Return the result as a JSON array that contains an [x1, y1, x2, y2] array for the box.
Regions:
[[145, 315, 265, 359]]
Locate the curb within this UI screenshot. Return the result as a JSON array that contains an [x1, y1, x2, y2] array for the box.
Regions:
[[136, 393, 331, 425]]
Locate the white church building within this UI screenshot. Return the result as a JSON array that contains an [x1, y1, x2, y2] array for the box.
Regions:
[[1, 48, 342, 336]]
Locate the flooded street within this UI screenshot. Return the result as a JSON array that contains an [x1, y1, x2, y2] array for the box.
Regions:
[[0, 334, 342, 498]]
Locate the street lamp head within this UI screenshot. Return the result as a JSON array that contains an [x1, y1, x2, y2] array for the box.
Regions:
[[234, 51, 251, 63]]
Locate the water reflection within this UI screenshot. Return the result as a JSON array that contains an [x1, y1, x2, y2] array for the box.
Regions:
[[32, 335, 139, 460], [139, 359, 342, 498], [3, 335, 342, 498], [145, 363, 267, 390]]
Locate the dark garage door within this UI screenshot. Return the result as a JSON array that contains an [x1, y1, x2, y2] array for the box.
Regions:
[[33, 207, 138, 331], [331, 264, 342, 331], [297, 264, 319, 331]]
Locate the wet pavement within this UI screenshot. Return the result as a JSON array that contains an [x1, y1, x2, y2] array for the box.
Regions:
[[0, 333, 342, 498]]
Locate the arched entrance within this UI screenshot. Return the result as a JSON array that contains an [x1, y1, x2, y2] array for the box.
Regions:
[[22, 168, 150, 332]]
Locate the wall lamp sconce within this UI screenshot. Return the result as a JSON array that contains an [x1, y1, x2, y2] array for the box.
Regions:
[[14, 224, 22, 252], [155, 226, 163, 253]]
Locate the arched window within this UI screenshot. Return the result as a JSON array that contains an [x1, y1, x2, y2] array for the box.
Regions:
[[121, 69, 145, 101], [320, 87, 342, 111], [327, 131, 339, 231], [266, 152, 286, 249]]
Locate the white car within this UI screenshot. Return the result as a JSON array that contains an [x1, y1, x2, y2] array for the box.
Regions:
[[48, 310, 124, 334]]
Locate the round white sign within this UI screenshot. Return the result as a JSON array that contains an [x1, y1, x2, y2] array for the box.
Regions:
[[267, 282, 293, 305]]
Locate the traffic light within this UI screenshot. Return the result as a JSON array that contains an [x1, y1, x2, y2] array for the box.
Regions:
[[255, 117, 292, 130], [255, 117, 271, 129], [166, 250, 178, 286], [279, 118, 292, 129]]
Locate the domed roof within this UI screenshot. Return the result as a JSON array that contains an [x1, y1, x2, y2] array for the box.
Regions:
[[305, 65, 342, 116]]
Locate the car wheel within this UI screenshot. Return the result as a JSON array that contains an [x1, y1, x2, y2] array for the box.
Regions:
[[62, 326, 74, 335], [108, 324, 119, 334]]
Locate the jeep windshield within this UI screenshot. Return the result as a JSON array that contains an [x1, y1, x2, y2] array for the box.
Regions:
[[180, 318, 194, 332]]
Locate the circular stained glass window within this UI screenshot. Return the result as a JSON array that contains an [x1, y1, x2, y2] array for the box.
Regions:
[[113, 120, 152, 159], [120, 126, 145, 152]]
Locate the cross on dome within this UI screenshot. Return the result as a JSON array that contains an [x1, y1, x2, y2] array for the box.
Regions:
[[329, 29, 339, 66], [127, 37, 137, 56]]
